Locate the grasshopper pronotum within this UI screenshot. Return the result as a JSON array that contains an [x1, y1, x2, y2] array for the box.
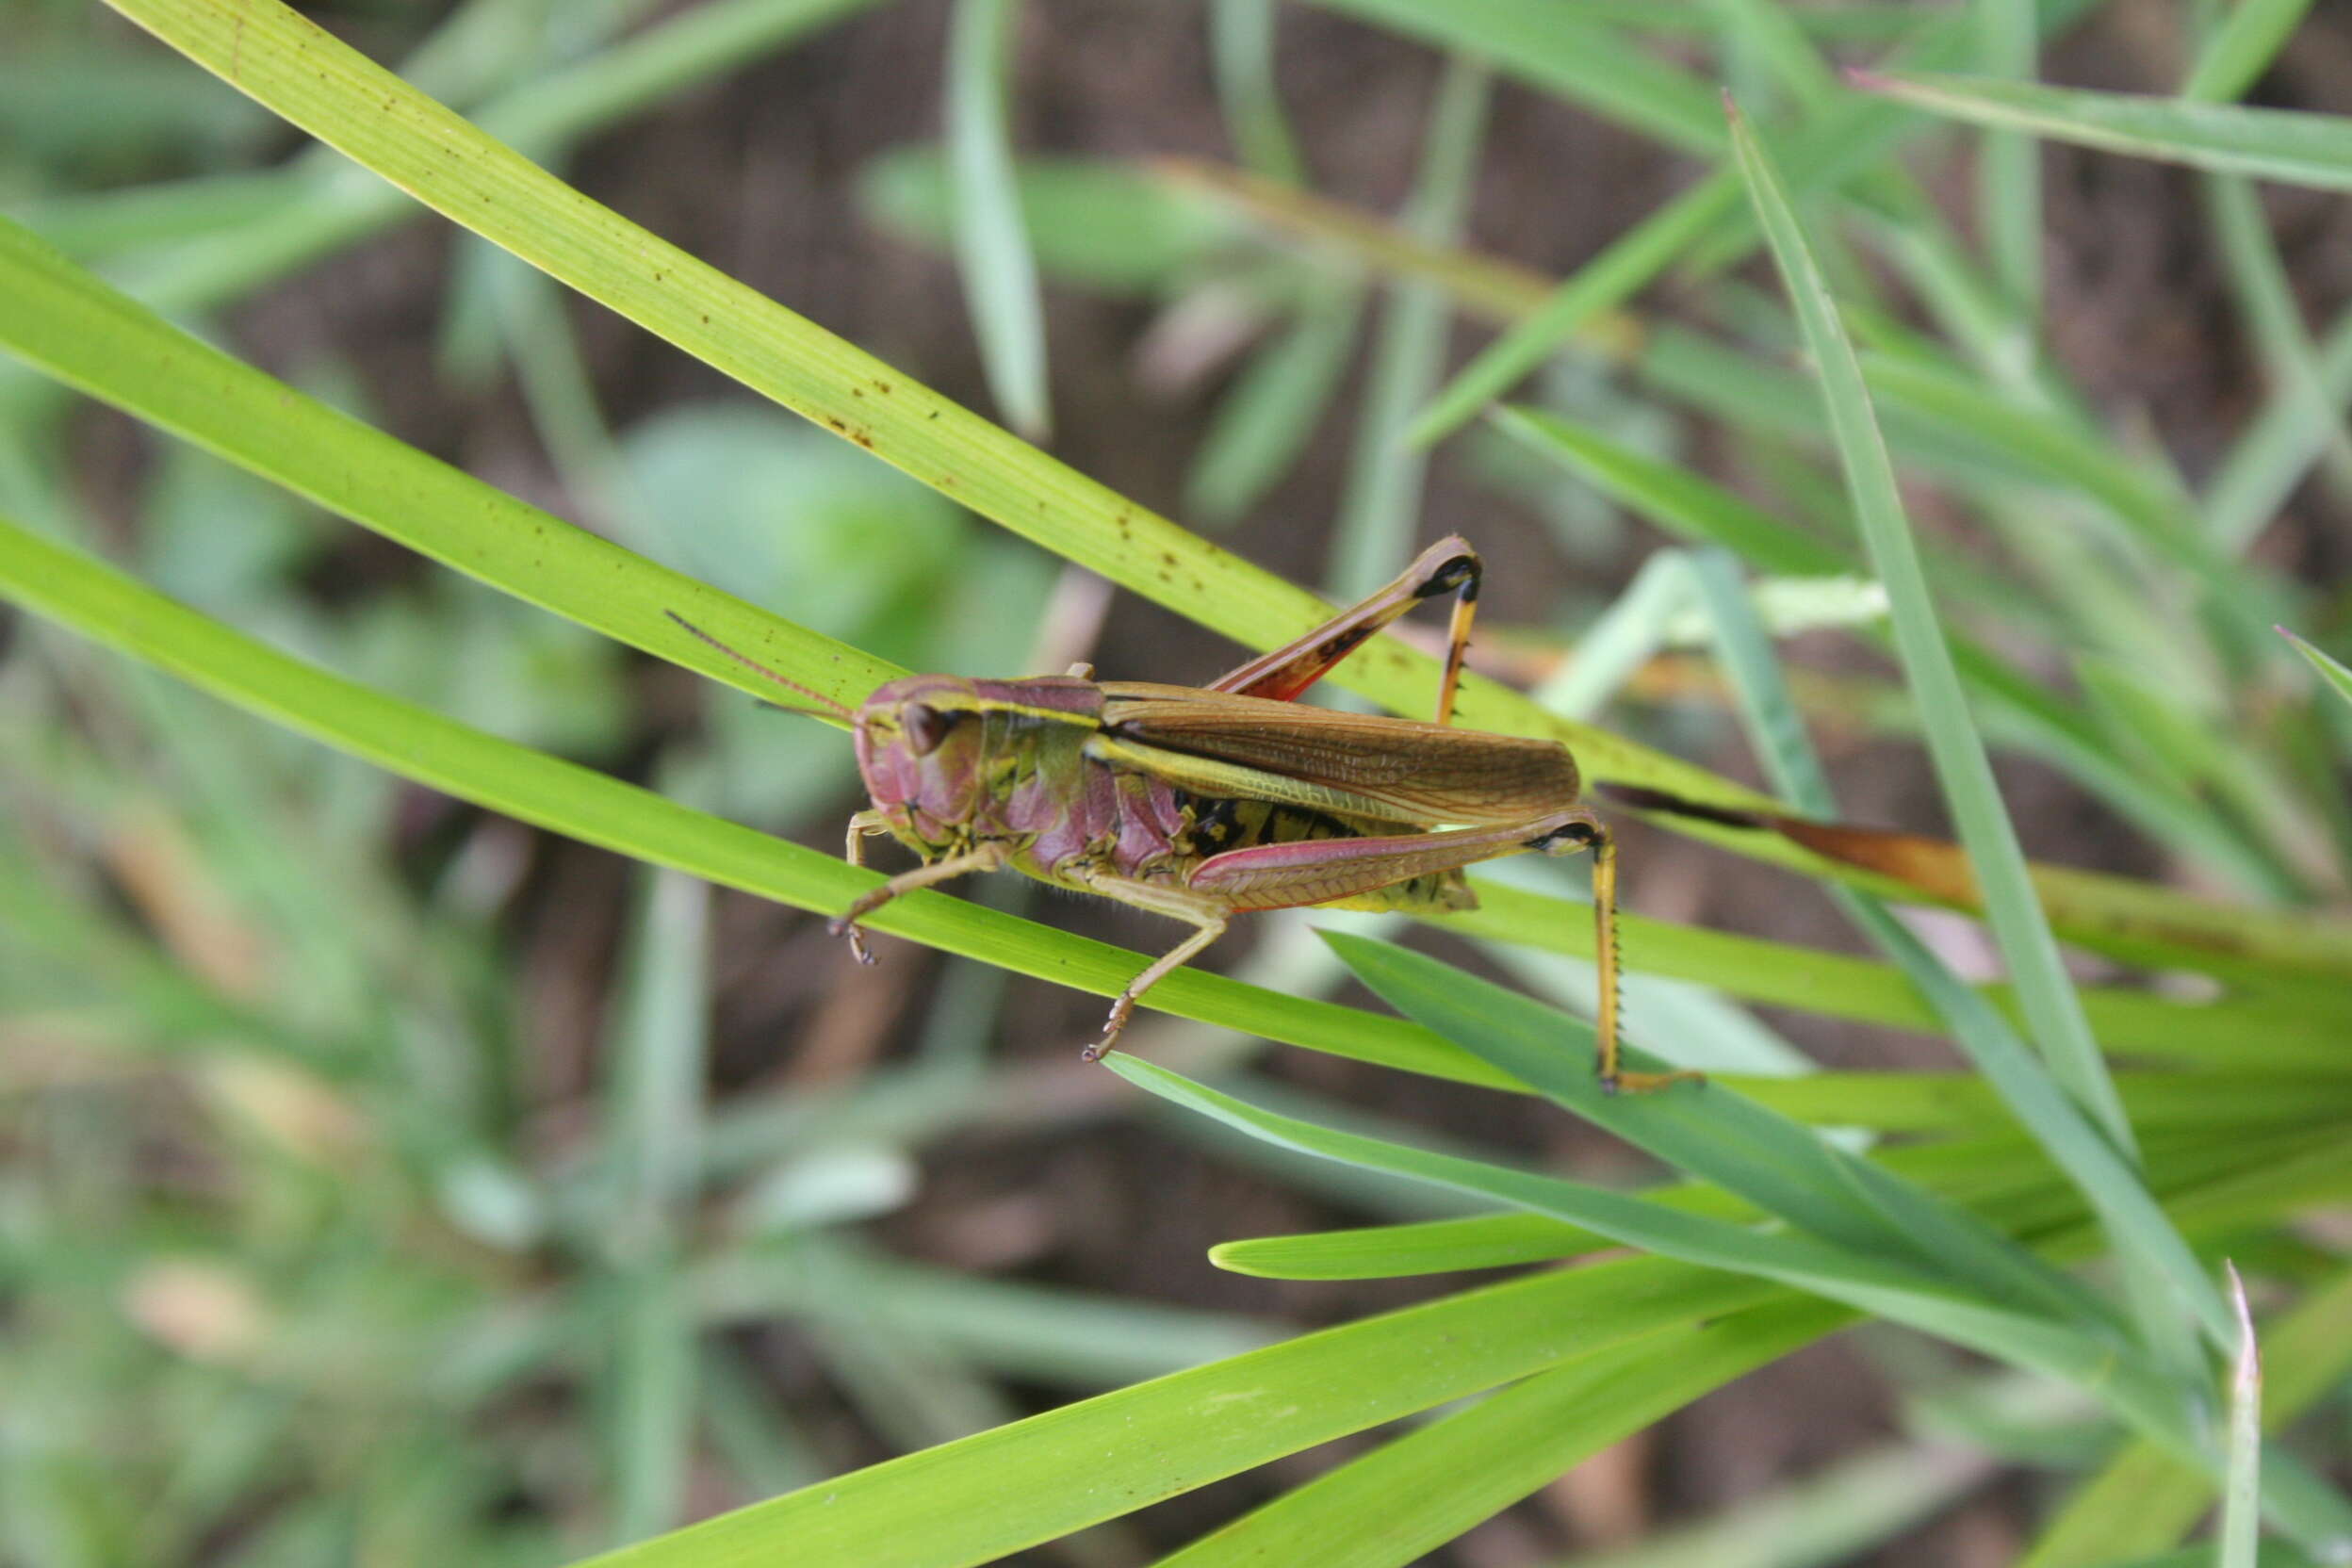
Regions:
[[673, 536, 1698, 1093]]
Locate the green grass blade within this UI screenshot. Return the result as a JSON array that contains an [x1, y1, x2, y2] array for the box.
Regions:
[[574, 1254, 1782, 1568], [75, 0, 2352, 982], [2207, 305, 2352, 553], [1301, 0, 1726, 156], [1209, 0, 1306, 185], [1111, 1055, 2198, 1461], [1688, 538, 2261, 1406], [1976, 0, 2042, 323], [1854, 71, 2352, 192], [1409, 172, 1741, 446], [1493, 405, 1845, 574], [1328, 54, 1490, 600], [1325, 931, 2111, 1332], [1149, 1299, 1844, 1568], [2280, 628, 2352, 711], [2222, 1266, 2264, 1568], [1729, 94, 2258, 1390], [1184, 276, 1365, 524], [1212, 1213, 1604, 1281], [946, 0, 1052, 440], [1725, 93, 2240, 1328], [2021, 1267, 2352, 1567], [601, 867, 710, 1544], [1407, 0, 2108, 447], [2182, 0, 2317, 102], [1503, 406, 2294, 894]]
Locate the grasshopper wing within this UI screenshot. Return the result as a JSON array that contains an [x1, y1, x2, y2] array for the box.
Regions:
[[1095, 685, 1579, 826]]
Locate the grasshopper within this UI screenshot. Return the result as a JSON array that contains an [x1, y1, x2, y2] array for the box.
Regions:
[[671, 536, 1697, 1093]]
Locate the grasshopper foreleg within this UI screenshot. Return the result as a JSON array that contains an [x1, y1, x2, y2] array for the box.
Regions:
[[830, 830, 1007, 964]]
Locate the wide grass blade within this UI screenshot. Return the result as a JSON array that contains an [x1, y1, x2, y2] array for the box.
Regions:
[[946, 0, 1053, 439], [1854, 72, 2352, 193], [1724, 93, 2234, 1351], [1148, 1299, 1845, 1568]]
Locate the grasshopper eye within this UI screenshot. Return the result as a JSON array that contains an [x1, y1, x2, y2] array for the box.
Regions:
[[901, 703, 956, 756]]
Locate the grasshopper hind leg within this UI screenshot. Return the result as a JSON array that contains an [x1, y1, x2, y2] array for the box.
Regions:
[[1534, 814, 1702, 1096]]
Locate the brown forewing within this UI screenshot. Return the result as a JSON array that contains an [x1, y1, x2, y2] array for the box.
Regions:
[[1097, 683, 1580, 826]]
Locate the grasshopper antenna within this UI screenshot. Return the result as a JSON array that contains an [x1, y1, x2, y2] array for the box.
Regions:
[[664, 611, 854, 721]]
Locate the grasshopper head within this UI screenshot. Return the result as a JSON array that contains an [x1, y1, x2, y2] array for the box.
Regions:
[[853, 676, 991, 843]]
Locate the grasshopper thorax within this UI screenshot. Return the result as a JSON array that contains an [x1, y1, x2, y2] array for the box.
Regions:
[[853, 674, 1102, 853]]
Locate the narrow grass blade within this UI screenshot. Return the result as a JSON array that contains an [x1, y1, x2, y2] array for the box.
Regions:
[[1690, 546, 2245, 1408], [947, 0, 1051, 439], [2222, 1265, 2263, 1568], [2280, 628, 2352, 711], [1410, 173, 1741, 446], [2021, 1267, 2352, 1567], [1149, 1299, 1844, 1568], [1408, 0, 2111, 446], [1502, 406, 2294, 894], [1209, 0, 1305, 185], [1212, 1213, 1603, 1281], [1328, 54, 1490, 601], [602, 868, 710, 1544], [1184, 276, 1364, 524], [1301, 0, 1726, 156], [1854, 72, 2352, 193], [2182, 0, 2317, 102], [2207, 306, 2352, 553], [1533, 550, 1699, 721], [1724, 95, 2241, 1349], [1493, 405, 1843, 574], [1975, 0, 2042, 322], [2200, 172, 2352, 499]]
